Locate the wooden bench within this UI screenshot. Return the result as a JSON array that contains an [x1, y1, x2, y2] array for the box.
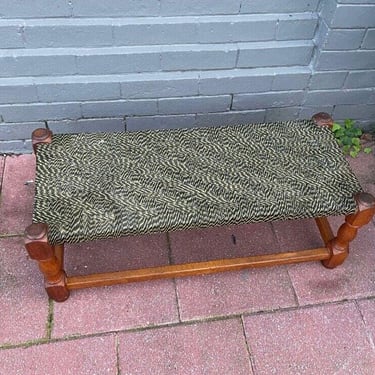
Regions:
[[24, 113, 375, 302]]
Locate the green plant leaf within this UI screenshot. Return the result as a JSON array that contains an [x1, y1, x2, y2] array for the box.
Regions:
[[332, 123, 341, 132], [350, 150, 359, 158], [344, 119, 353, 128], [335, 129, 345, 138], [343, 145, 351, 154], [352, 138, 360, 146], [342, 136, 352, 146], [364, 147, 372, 154]]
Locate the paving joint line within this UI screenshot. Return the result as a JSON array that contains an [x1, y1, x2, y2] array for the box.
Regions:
[[0, 233, 24, 239], [46, 299, 54, 340], [353, 300, 375, 351], [115, 334, 121, 375], [166, 231, 182, 322], [240, 315, 258, 375], [1, 294, 374, 352]]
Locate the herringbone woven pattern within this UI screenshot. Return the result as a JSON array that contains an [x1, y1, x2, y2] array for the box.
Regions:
[[33, 120, 362, 244]]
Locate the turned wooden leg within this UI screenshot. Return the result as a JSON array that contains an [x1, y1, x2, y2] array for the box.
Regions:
[[32, 128, 53, 153], [312, 112, 334, 128], [24, 223, 69, 302], [322, 192, 375, 269]]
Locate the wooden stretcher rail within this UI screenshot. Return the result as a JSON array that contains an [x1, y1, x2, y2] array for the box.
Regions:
[[66, 247, 330, 290]]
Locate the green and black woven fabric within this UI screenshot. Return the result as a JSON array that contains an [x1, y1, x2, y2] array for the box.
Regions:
[[33, 120, 362, 245]]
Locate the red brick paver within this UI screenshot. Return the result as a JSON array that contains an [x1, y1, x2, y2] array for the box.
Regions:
[[175, 267, 297, 321], [0, 335, 117, 375], [287, 221, 375, 305], [0, 155, 5, 192], [243, 303, 375, 375], [0, 155, 35, 235], [0, 237, 49, 345], [118, 319, 253, 375], [52, 279, 179, 338]]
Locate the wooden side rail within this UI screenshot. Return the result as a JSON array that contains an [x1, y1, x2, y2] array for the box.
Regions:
[[66, 247, 330, 290]]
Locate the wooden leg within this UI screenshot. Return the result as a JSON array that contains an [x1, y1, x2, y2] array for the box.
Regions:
[[322, 192, 375, 269], [24, 223, 69, 302], [31, 128, 53, 153]]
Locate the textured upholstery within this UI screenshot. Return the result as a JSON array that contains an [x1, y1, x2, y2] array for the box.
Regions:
[[33, 120, 362, 244]]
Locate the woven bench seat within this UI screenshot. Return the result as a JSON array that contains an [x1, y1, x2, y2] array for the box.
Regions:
[[34, 119, 361, 245], [24, 113, 375, 302]]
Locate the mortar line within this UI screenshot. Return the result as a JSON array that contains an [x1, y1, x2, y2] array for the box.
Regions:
[[2, 296, 374, 352], [46, 299, 54, 340], [115, 334, 121, 375], [354, 300, 375, 351], [240, 315, 258, 375], [166, 231, 182, 322]]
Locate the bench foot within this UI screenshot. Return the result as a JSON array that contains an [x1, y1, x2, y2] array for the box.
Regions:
[[24, 223, 69, 302], [31, 128, 53, 153], [322, 192, 375, 269]]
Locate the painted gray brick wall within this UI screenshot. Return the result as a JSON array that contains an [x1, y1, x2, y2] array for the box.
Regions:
[[0, 0, 374, 153]]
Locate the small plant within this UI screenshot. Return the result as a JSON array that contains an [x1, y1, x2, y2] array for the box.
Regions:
[[332, 119, 372, 158]]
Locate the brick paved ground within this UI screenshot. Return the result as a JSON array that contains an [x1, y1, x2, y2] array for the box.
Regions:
[[0, 152, 374, 375]]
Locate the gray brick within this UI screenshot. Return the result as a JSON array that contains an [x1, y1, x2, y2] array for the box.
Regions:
[[272, 72, 311, 91], [320, 0, 338, 26], [199, 69, 273, 95], [0, 102, 81, 122], [362, 29, 375, 49], [353, 120, 375, 132], [299, 106, 334, 119], [81, 100, 158, 118], [0, 122, 44, 141], [0, 0, 71, 18], [121, 72, 199, 99], [48, 118, 125, 134], [37, 82, 121, 102], [240, 0, 320, 13], [276, 17, 317, 41], [333, 104, 375, 119], [332, 5, 375, 28], [160, 0, 241, 15], [0, 54, 76, 77], [72, 0, 160, 17], [0, 25, 24, 48], [344, 71, 375, 88], [24, 25, 113, 48], [114, 21, 197, 46], [126, 114, 196, 131], [304, 89, 373, 106], [314, 18, 329, 49], [0, 140, 32, 154], [369, 89, 375, 104], [232, 91, 304, 110], [197, 17, 276, 43], [76, 48, 161, 75], [158, 95, 231, 115], [237, 42, 313, 68], [316, 51, 375, 70], [265, 107, 300, 122], [309, 72, 347, 90], [0, 83, 38, 104], [195, 110, 266, 126], [337, 0, 375, 3], [161, 45, 237, 71], [322, 29, 366, 50]]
